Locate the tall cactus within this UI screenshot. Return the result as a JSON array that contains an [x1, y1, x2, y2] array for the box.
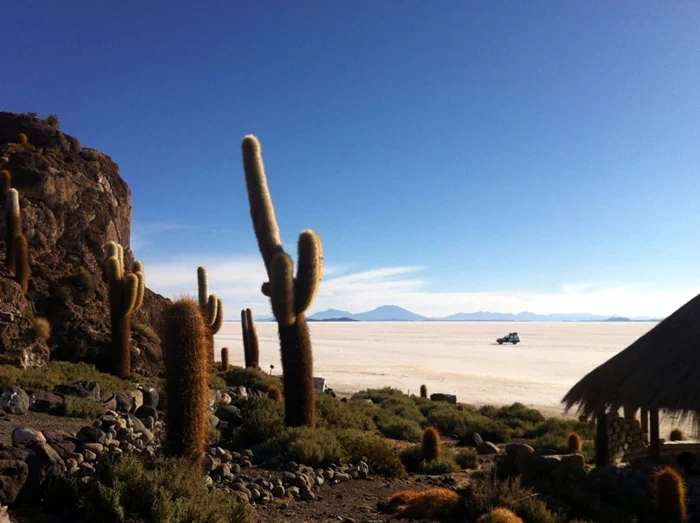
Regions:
[[196, 266, 224, 364], [221, 347, 230, 371], [104, 241, 145, 378], [5, 189, 29, 293], [241, 135, 323, 427], [241, 308, 259, 368], [163, 297, 209, 464]]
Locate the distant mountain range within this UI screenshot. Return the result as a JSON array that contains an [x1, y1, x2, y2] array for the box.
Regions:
[[291, 305, 662, 322]]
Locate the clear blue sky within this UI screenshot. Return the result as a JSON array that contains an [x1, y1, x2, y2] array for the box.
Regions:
[[3, 1, 700, 317]]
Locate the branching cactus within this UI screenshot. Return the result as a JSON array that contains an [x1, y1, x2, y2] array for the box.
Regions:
[[242, 135, 323, 427], [104, 241, 145, 377], [241, 308, 260, 368], [197, 266, 224, 364], [163, 297, 209, 464]]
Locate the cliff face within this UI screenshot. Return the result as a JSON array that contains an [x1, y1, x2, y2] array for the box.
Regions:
[[0, 112, 168, 375]]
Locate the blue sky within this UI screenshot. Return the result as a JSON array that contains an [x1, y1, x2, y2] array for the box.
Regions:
[[3, 1, 700, 317]]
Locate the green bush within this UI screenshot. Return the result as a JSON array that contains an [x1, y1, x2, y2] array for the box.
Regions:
[[231, 396, 285, 446], [133, 322, 161, 345], [351, 387, 408, 404], [43, 455, 251, 522], [427, 405, 510, 442], [222, 366, 280, 391], [399, 444, 424, 473], [0, 361, 136, 394], [456, 448, 479, 469], [261, 427, 344, 467], [335, 429, 407, 478], [422, 452, 459, 475], [378, 417, 422, 442], [46, 114, 60, 128], [209, 374, 226, 389], [60, 396, 106, 418], [315, 392, 376, 431]]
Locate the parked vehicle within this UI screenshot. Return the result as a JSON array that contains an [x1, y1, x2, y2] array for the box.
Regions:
[[497, 332, 520, 345]]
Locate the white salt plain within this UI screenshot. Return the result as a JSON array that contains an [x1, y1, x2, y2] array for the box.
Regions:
[[215, 321, 656, 418]]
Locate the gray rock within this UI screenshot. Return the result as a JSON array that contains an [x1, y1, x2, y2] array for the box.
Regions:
[[12, 428, 46, 447], [232, 482, 251, 498], [204, 455, 218, 473], [139, 429, 154, 444], [30, 391, 63, 413], [561, 453, 585, 470], [0, 445, 29, 505], [335, 473, 350, 482], [0, 386, 29, 415], [243, 449, 254, 459], [79, 462, 95, 477], [301, 489, 315, 501], [115, 392, 133, 412], [42, 431, 77, 460], [323, 469, 335, 481], [209, 412, 220, 429], [82, 450, 97, 461], [477, 441, 501, 455], [77, 426, 106, 444], [101, 395, 118, 412], [81, 443, 103, 454], [231, 463, 241, 475], [125, 390, 143, 411], [66, 458, 78, 473], [505, 443, 535, 458], [241, 459, 252, 468], [140, 387, 159, 407], [472, 432, 484, 446], [214, 405, 242, 424], [204, 475, 214, 487], [69, 452, 84, 465], [22, 441, 66, 501], [359, 461, 369, 474], [54, 381, 100, 401], [287, 486, 300, 498], [272, 485, 285, 498], [135, 405, 157, 421], [220, 393, 231, 405], [143, 416, 155, 431], [127, 415, 147, 434]]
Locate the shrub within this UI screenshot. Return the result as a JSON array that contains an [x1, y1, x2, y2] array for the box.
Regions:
[[208, 427, 222, 446], [422, 426, 441, 461], [335, 429, 407, 478], [46, 114, 60, 128], [379, 418, 422, 442], [133, 322, 161, 345], [232, 396, 285, 446], [422, 452, 459, 475], [670, 429, 687, 442], [68, 267, 95, 291], [352, 387, 409, 404], [477, 508, 524, 523], [209, 374, 226, 389], [567, 432, 583, 453], [222, 366, 280, 392], [387, 487, 462, 519], [467, 476, 560, 523], [60, 396, 106, 418], [79, 149, 101, 161], [56, 285, 72, 302], [653, 466, 687, 523], [316, 392, 376, 431], [456, 448, 479, 469], [32, 317, 51, 341], [261, 427, 344, 467], [427, 405, 508, 442], [44, 455, 251, 522], [0, 361, 136, 394]]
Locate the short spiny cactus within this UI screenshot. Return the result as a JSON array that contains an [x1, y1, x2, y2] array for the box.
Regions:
[[242, 135, 323, 427], [221, 347, 230, 370], [420, 384, 428, 399], [267, 385, 283, 402], [567, 431, 583, 453], [197, 266, 224, 365], [476, 508, 524, 523], [163, 297, 209, 464], [422, 426, 441, 462], [241, 308, 260, 368], [670, 428, 687, 442], [18, 133, 28, 146], [104, 241, 145, 378], [653, 466, 688, 523]]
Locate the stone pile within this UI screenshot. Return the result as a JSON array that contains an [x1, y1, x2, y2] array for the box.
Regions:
[[605, 413, 647, 464]]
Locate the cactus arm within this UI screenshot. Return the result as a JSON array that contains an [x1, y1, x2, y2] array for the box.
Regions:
[[270, 253, 296, 327], [211, 297, 224, 334], [132, 260, 144, 273], [294, 229, 323, 315], [116, 244, 124, 278], [123, 274, 139, 314], [205, 295, 218, 327], [133, 270, 145, 311], [242, 135, 284, 276], [197, 266, 208, 309], [105, 256, 121, 284]]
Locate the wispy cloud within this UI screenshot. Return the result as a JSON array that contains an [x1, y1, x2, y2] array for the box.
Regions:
[[131, 222, 194, 250], [141, 254, 698, 320]]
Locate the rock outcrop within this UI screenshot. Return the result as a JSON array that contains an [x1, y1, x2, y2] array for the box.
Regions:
[[0, 112, 169, 375]]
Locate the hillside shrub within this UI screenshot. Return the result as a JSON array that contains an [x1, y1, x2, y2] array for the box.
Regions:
[[0, 361, 136, 393], [456, 448, 479, 469], [60, 396, 106, 418]]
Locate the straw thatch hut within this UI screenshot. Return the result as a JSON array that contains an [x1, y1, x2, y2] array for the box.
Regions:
[[562, 293, 700, 465]]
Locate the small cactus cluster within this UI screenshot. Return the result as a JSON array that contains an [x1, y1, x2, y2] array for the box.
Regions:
[[567, 431, 583, 453], [670, 428, 687, 442], [477, 508, 524, 523], [241, 135, 323, 428], [197, 266, 224, 365], [3, 171, 30, 293], [163, 297, 209, 464], [104, 241, 145, 378], [422, 426, 441, 461], [653, 466, 688, 523], [420, 384, 428, 399], [220, 347, 230, 370], [241, 308, 260, 368], [267, 385, 283, 402]]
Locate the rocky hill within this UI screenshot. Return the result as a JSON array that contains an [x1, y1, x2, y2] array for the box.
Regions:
[[0, 112, 168, 375]]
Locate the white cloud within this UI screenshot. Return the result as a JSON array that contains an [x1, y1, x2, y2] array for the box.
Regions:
[[131, 222, 194, 250], [141, 254, 699, 320]]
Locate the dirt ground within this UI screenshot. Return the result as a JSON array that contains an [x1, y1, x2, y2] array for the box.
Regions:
[[0, 411, 88, 445]]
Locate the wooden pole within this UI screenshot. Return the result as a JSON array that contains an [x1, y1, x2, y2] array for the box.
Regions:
[[649, 408, 661, 463], [595, 408, 609, 467]]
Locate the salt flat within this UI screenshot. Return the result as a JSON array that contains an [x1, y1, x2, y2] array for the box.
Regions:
[[215, 321, 655, 417]]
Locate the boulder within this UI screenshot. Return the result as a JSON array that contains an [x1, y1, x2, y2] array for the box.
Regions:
[[115, 392, 133, 412], [505, 443, 535, 458], [125, 390, 143, 411], [19, 441, 66, 502], [135, 405, 157, 421], [0, 386, 30, 414], [140, 387, 159, 408], [31, 391, 64, 413], [77, 426, 106, 444], [42, 431, 77, 460], [215, 405, 242, 425], [12, 428, 46, 447], [477, 442, 501, 455], [472, 432, 484, 446], [0, 445, 29, 505], [54, 381, 100, 401], [429, 393, 457, 404], [101, 394, 118, 411], [561, 453, 586, 470]]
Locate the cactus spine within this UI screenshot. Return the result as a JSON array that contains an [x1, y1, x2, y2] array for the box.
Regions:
[[104, 241, 145, 377], [221, 347, 230, 370], [241, 308, 259, 368], [242, 135, 323, 427], [653, 466, 688, 523], [197, 266, 224, 364], [420, 384, 427, 399], [422, 427, 441, 461], [163, 297, 209, 464]]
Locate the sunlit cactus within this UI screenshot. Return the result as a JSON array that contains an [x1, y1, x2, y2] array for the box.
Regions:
[[653, 466, 688, 523], [197, 266, 224, 364], [422, 426, 441, 461], [241, 308, 259, 368], [5, 189, 20, 269], [163, 297, 209, 464], [567, 431, 582, 453], [242, 135, 323, 427], [104, 241, 145, 377]]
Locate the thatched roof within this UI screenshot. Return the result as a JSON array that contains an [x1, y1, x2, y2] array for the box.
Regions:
[[562, 292, 700, 418]]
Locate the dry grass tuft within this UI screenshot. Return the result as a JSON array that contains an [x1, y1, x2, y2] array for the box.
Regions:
[[32, 317, 51, 341], [388, 487, 461, 518]]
